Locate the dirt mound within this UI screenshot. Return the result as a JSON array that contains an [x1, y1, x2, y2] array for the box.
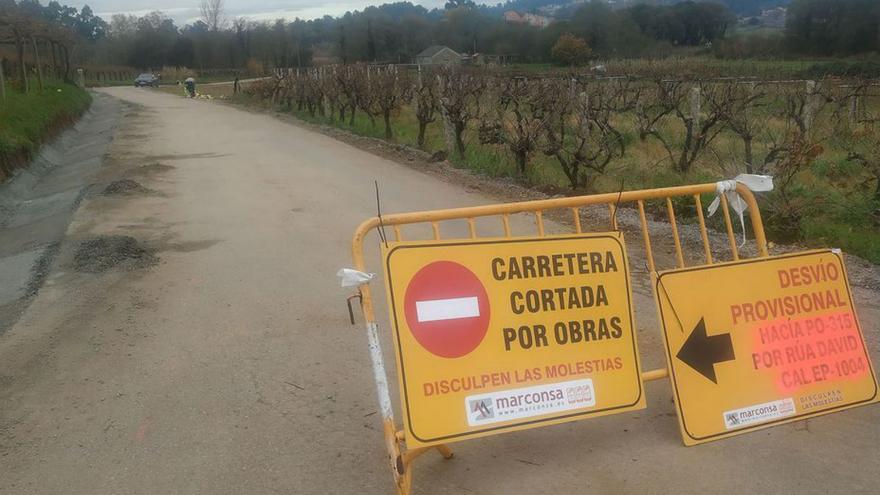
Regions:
[[428, 150, 447, 163], [102, 179, 151, 196], [72, 236, 158, 273]]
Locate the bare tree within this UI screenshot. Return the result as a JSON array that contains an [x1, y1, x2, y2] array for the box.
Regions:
[[746, 85, 828, 236], [633, 79, 683, 143], [480, 77, 550, 177], [372, 66, 412, 139], [1, 5, 78, 91], [846, 138, 880, 201], [541, 80, 626, 189], [232, 17, 251, 60], [354, 66, 379, 127], [414, 68, 439, 149], [437, 70, 486, 159], [322, 68, 343, 123], [684, 83, 741, 172], [722, 83, 767, 173], [846, 160, 880, 200], [762, 132, 824, 237], [335, 66, 361, 125], [200, 0, 227, 32]]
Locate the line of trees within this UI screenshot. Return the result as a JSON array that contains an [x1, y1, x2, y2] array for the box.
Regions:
[[1, 1, 79, 96], [785, 0, 879, 56], [4, 0, 878, 74], [3, 0, 743, 71], [0, 0, 106, 40], [715, 0, 879, 58]]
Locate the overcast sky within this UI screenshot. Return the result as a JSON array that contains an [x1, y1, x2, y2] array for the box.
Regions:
[[83, 1, 456, 26]]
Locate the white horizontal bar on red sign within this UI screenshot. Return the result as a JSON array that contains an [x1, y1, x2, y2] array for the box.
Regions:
[[416, 297, 480, 323]]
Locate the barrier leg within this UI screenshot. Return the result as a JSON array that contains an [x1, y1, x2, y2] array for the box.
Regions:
[[395, 444, 452, 495], [365, 319, 409, 493], [399, 463, 414, 495], [435, 444, 454, 459]]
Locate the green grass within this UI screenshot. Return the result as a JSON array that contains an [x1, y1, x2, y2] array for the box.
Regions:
[[510, 57, 833, 79], [0, 81, 91, 172], [803, 221, 880, 263]]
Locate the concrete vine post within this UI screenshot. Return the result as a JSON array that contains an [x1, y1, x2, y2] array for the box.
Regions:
[[743, 82, 757, 172], [0, 58, 6, 102], [13, 28, 28, 94], [437, 75, 456, 158], [321, 85, 336, 121], [689, 86, 701, 130], [323, 74, 332, 120], [45, 39, 55, 80], [49, 41, 58, 79], [31, 35, 44, 91], [743, 81, 755, 122], [579, 90, 590, 119], [803, 80, 818, 136], [849, 93, 860, 126], [414, 68, 438, 149]]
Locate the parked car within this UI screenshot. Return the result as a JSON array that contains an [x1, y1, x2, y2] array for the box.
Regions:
[[134, 73, 160, 87]]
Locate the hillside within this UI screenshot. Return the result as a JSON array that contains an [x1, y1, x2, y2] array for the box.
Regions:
[[492, 0, 791, 17]]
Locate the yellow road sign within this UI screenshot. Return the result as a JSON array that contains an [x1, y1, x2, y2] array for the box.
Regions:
[[382, 233, 645, 448], [654, 250, 879, 445]]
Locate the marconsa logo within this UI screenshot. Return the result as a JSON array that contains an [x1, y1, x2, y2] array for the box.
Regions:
[[723, 398, 796, 430], [739, 405, 779, 419], [496, 389, 564, 408]]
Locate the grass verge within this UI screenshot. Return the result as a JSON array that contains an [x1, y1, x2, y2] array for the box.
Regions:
[[0, 81, 92, 181]]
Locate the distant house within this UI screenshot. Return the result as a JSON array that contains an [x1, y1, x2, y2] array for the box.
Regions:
[[503, 11, 525, 23], [503, 10, 553, 29], [740, 7, 787, 29], [760, 7, 787, 28], [415, 46, 462, 66]]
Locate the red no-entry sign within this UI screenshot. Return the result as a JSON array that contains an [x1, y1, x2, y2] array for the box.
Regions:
[[403, 261, 491, 358]]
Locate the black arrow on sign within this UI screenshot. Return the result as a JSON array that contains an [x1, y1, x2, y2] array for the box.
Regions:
[[676, 318, 735, 384]]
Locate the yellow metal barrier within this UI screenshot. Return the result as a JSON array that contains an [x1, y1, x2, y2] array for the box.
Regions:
[[350, 182, 769, 495]]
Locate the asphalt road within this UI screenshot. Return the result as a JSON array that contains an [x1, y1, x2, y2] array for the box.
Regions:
[[0, 87, 878, 494]]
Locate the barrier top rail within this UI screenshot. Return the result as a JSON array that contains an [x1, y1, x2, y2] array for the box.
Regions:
[[352, 182, 768, 275]]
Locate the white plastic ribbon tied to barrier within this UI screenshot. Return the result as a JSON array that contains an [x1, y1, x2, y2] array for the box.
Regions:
[[707, 174, 774, 247], [337, 268, 375, 287]]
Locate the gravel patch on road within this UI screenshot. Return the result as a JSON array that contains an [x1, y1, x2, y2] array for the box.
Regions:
[[72, 235, 158, 273], [102, 179, 153, 196], [101, 179, 153, 196]]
